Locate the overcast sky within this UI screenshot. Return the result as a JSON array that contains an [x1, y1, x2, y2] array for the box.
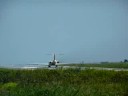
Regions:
[[0, 0, 128, 65]]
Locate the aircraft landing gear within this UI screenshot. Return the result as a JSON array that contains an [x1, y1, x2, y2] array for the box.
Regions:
[[48, 65, 58, 68]]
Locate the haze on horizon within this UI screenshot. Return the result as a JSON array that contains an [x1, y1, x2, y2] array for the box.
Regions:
[[0, 0, 128, 65]]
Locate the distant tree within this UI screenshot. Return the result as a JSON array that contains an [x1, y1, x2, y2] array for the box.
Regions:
[[124, 59, 128, 63]]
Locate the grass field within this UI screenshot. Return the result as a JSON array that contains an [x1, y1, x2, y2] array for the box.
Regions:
[[62, 62, 128, 69], [0, 67, 128, 96]]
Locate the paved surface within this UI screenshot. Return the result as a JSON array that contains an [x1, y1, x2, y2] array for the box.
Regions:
[[86, 67, 128, 71], [60, 66, 128, 71], [41, 66, 128, 71], [1, 65, 128, 71]]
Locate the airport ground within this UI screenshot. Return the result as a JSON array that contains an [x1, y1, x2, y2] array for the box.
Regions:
[[60, 62, 128, 71], [61, 62, 128, 69], [0, 62, 128, 96]]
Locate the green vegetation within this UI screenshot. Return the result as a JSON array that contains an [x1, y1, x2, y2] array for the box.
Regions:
[[0, 68, 128, 96], [63, 62, 128, 68]]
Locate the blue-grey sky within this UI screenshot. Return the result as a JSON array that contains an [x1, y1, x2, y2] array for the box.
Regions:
[[0, 0, 128, 65]]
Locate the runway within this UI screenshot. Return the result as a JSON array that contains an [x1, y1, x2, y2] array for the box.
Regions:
[[20, 66, 128, 71], [1, 64, 128, 71]]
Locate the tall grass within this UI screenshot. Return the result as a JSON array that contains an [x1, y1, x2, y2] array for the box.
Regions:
[[0, 68, 128, 96]]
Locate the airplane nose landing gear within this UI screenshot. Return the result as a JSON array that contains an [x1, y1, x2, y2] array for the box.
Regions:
[[48, 53, 59, 68]]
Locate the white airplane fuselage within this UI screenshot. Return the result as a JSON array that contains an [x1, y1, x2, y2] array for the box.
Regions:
[[48, 54, 59, 67]]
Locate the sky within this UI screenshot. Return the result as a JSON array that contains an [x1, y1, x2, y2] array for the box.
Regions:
[[0, 0, 128, 65]]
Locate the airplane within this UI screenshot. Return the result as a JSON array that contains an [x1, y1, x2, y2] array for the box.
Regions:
[[12, 53, 64, 69], [48, 53, 59, 67]]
